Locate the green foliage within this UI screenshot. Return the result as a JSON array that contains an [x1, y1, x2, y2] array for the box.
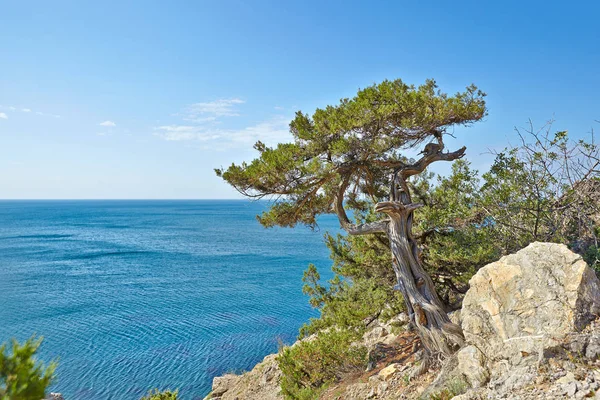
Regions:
[[140, 389, 179, 400], [299, 124, 600, 335], [479, 123, 600, 254], [300, 160, 500, 332], [277, 329, 367, 400], [299, 215, 406, 337], [414, 161, 500, 301], [584, 245, 600, 274], [217, 78, 486, 230], [300, 265, 403, 337], [426, 376, 468, 400], [0, 336, 56, 400]]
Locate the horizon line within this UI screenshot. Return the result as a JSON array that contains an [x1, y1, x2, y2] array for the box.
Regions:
[[0, 198, 256, 201]]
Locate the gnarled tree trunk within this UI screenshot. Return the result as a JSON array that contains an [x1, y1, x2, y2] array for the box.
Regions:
[[335, 142, 466, 358], [376, 198, 463, 356]]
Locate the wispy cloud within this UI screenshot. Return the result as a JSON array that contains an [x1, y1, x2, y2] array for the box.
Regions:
[[35, 111, 61, 118], [0, 113, 7, 119], [0, 105, 60, 118], [180, 98, 245, 122], [154, 116, 290, 148], [154, 99, 291, 149], [153, 125, 213, 142], [99, 120, 116, 127]]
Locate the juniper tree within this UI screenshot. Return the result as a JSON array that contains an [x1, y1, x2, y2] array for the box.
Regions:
[[216, 79, 486, 356]]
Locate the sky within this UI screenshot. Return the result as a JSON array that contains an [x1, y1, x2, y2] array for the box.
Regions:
[[1, 0, 598, 199]]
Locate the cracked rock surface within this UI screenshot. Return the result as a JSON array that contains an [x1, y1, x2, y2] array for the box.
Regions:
[[461, 242, 600, 363]]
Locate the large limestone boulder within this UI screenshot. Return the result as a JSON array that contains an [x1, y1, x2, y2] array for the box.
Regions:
[[461, 242, 600, 361]]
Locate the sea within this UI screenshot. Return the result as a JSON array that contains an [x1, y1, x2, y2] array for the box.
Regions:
[[0, 200, 339, 399]]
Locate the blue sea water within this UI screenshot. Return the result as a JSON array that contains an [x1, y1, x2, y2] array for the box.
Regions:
[[0, 200, 338, 399]]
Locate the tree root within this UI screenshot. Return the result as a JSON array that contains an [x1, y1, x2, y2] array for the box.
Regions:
[[410, 355, 431, 379]]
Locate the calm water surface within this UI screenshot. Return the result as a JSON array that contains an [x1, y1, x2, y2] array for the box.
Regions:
[[0, 200, 337, 399]]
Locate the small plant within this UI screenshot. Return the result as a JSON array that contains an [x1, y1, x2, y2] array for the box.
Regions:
[[140, 388, 179, 400], [0, 336, 57, 400], [429, 389, 454, 400], [402, 373, 410, 386], [445, 376, 468, 396], [427, 376, 468, 400]]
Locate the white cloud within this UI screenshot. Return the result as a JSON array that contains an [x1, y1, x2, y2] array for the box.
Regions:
[[0, 113, 7, 119], [154, 99, 291, 149], [35, 111, 61, 118], [154, 116, 290, 148], [230, 117, 290, 145], [99, 120, 116, 127], [181, 98, 245, 122], [154, 125, 206, 141], [0, 105, 60, 118]]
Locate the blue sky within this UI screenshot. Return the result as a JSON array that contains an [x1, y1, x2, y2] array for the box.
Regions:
[[1, 1, 598, 199]]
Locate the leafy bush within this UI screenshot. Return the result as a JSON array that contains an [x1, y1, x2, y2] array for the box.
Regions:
[[140, 388, 179, 400], [413, 161, 500, 303], [0, 336, 57, 400], [584, 245, 600, 274], [300, 264, 404, 337], [277, 328, 367, 400]]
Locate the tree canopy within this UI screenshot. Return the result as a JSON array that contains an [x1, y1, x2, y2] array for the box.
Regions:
[[216, 79, 486, 230]]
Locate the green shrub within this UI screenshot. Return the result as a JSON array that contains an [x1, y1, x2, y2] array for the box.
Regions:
[[584, 244, 600, 275], [277, 328, 367, 400], [0, 336, 57, 400], [300, 265, 404, 337], [140, 388, 179, 400]]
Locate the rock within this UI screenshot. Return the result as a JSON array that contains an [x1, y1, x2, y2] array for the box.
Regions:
[[362, 326, 388, 348], [556, 371, 576, 385], [378, 362, 403, 380], [586, 335, 600, 359], [365, 342, 389, 371], [457, 345, 489, 388], [210, 354, 283, 400], [568, 334, 589, 356], [44, 394, 64, 400], [387, 312, 409, 325], [422, 354, 464, 398], [342, 382, 371, 400], [212, 374, 240, 397], [487, 364, 538, 396], [448, 309, 462, 326], [461, 242, 600, 362], [452, 391, 485, 400], [562, 380, 578, 397]]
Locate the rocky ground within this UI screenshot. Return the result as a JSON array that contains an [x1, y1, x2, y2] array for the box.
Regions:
[[206, 242, 600, 399]]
